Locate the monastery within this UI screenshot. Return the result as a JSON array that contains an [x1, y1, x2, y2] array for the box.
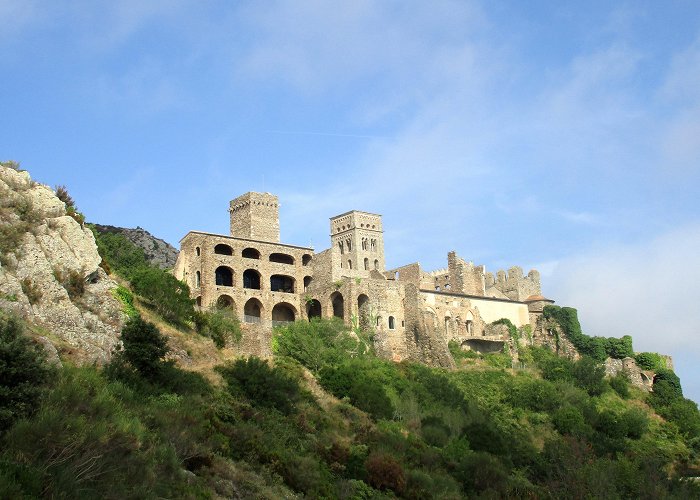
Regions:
[[174, 192, 554, 365]]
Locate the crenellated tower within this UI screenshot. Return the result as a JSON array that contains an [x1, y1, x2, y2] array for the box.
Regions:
[[229, 192, 280, 243]]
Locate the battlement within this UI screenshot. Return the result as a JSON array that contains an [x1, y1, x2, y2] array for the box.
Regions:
[[485, 266, 541, 301]]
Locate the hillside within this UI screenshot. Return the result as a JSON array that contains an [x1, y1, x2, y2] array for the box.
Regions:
[[91, 223, 178, 270], [1, 162, 699, 498]]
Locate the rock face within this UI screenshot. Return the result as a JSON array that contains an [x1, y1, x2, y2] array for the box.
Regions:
[[0, 165, 124, 362], [92, 224, 178, 269]]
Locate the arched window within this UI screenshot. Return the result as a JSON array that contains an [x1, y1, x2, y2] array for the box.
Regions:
[[269, 253, 294, 265], [270, 275, 295, 293], [338, 241, 344, 255], [370, 239, 376, 251], [364, 258, 369, 270], [376, 316, 382, 327], [388, 316, 395, 329], [242, 248, 260, 259], [214, 244, 233, 256], [216, 295, 234, 310], [243, 269, 261, 290], [346, 238, 352, 251], [306, 299, 322, 320], [302, 254, 312, 266], [374, 259, 379, 270], [331, 292, 344, 319], [195, 296, 202, 307], [272, 302, 296, 325], [215, 266, 233, 286], [304, 276, 312, 292], [195, 247, 201, 256], [348, 259, 352, 269], [195, 271, 201, 288], [361, 238, 368, 250], [244, 298, 262, 323]]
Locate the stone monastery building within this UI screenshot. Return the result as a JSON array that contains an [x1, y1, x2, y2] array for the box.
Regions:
[[174, 192, 554, 365]]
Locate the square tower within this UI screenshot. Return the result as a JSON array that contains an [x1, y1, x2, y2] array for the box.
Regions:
[[229, 192, 280, 243], [330, 210, 385, 273]]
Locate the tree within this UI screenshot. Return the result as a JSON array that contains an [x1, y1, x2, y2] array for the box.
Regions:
[[0, 315, 52, 432], [130, 267, 194, 325], [114, 317, 169, 377]]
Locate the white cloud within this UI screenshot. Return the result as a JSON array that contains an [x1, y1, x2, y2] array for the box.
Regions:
[[547, 224, 700, 357]]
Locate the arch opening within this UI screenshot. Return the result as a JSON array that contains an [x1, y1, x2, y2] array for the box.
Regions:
[[358, 294, 370, 329], [215, 266, 233, 287], [303, 276, 312, 292], [243, 298, 263, 323], [331, 292, 344, 319], [214, 244, 233, 256], [216, 295, 235, 310], [269, 253, 295, 265], [270, 274, 295, 293], [243, 269, 261, 290], [389, 316, 395, 330], [242, 247, 260, 259], [272, 302, 296, 326], [302, 254, 312, 266], [306, 299, 322, 320]]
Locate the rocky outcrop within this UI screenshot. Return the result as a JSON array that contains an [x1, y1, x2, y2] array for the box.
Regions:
[[92, 224, 178, 269], [0, 166, 124, 363]]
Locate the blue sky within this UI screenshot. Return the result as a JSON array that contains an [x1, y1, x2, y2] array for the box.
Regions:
[[2, 1, 699, 401]]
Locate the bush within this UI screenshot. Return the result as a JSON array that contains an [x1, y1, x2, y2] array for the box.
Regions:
[[552, 406, 589, 437], [543, 306, 634, 361], [0, 315, 53, 432], [194, 308, 241, 348], [635, 352, 665, 371], [216, 357, 301, 414], [572, 357, 606, 396], [53, 268, 85, 300], [90, 229, 149, 278], [110, 317, 169, 379], [130, 267, 194, 325], [54, 185, 75, 210], [609, 372, 631, 399], [113, 286, 137, 318], [274, 318, 364, 372], [20, 278, 42, 305], [653, 369, 682, 398], [365, 452, 406, 494]]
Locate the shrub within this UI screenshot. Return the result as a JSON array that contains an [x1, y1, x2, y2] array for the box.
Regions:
[[0, 315, 53, 432], [274, 318, 362, 372], [90, 228, 149, 278], [0, 160, 21, 170], [216, 357, 301, 414], [543, 306, 633, 361], [113, 286, 137, 318], [20, 278, 42, 305], [635, 352, 665, 371], [54, 185, 75, 210], [194, 308, 241, 348], [653, 369, 682, 398], [54, 268, 85, 300], [572, 357, 606, 396], [552, 406, 589, 437], [130, 267, 194, 325], [365, 452, 406, 494], [609, 372, 631, 399], [111, 317, 169, 378]]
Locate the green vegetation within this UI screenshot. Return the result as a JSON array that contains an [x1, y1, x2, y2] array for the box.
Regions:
[[91, 227, 196, 327], [543, 305, 635, 361], [0, 314, 53, 433], [0, 312, 698, 497], [193, 307, 241, 348]]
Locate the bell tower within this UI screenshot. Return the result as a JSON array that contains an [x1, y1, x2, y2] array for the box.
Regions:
[[329, 210, 385, 274]]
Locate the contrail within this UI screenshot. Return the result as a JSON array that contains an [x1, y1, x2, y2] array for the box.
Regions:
[[268, 129, 381, 139]]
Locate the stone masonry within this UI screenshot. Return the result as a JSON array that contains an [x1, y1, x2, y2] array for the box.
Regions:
[[174, 192, 551, 364]]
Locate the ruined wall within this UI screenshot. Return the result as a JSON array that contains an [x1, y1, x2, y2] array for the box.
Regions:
[[447, 251, 486, 295], [486, 266, 541, 301]]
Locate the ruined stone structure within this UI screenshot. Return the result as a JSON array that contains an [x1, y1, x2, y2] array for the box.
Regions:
[[174, 192, 554, 366]]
